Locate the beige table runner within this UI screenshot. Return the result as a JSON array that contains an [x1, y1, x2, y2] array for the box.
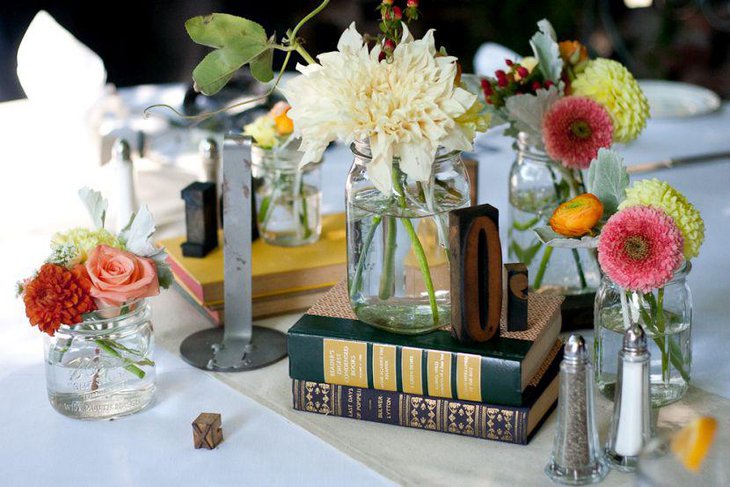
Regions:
[[154, 289, 730, 486]]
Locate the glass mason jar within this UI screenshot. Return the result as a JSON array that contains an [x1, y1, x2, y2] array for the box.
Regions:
[[251, 143, 322, 246], [594, 262, 693, 408], [508, 132, 601, 327], [346, 141, 470, 334], [44, 299, 156, 420]]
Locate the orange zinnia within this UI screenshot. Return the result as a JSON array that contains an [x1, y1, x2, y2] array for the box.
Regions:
[[23, 263, 97, 335]]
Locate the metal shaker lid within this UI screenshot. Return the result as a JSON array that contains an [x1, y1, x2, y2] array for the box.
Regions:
[[563, 334, 588, 364], [623, 324, 647, 353]]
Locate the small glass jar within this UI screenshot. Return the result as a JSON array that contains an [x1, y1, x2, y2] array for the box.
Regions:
[[346, 140, 470, 334], [251, 144, 322, 246], [44, 299, 156, 420], [594, 262, 693, 407], [508, 132, 601, 322]]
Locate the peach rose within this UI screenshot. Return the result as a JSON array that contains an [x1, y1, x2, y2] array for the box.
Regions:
[[85, 245, 160, 307]]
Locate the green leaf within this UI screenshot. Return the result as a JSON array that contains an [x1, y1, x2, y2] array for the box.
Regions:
[[504, 83, 562, 142], [529, 19, 563, 83], [534, 227, 599, 249], [250, 47, 274, 83], [78, 187, 107, 229], [185, 13, 271, 95], [586, 148, 630, 216]]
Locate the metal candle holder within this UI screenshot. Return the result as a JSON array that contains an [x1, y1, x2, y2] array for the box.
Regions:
[[180, 135, 287, 371]]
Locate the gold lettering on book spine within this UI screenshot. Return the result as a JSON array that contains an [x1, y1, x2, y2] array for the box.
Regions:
[[323, 339, 368, 388], [427, 351, 452, 398], [401, 348, 423, 395], [455, 353, 482, 402], [372, 344, 397, 391]]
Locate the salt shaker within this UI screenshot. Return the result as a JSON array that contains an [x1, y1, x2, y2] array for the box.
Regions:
[[545, 335, 608, 485], [605, 324, 651, 472], [108, 138, 138, 232], [200, 138, 220, 185]]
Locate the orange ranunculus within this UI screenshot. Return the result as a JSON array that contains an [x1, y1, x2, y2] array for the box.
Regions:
[[559, 40, 588, 66], [85, 245, 159, 307], [549, 193, 604, 237], [23, 263, 97, 335], [270, 101, 294, 136]]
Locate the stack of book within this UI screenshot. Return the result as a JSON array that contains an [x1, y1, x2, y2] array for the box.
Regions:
[[160, 214, 347, 323], [288, 282, 564, 444]]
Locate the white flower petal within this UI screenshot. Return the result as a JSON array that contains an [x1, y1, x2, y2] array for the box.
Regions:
[[398, 142, 436, 183]]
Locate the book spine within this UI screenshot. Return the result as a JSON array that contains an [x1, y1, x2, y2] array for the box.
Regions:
[[288, 332, 522, 405], [292, 380, 529, 444]]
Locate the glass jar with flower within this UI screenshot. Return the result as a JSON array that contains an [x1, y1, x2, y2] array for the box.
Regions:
[[346, 142, 470, 333], [245, 102, 322, 246], [285, 22, 487, 333], [593, 179, 705, 407], [17, 188, 172, 418], [44, 298, 156, 419], [481, 19, 649, 328]]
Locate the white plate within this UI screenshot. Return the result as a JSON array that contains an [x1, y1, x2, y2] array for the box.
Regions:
[[639, 80, 721, 119]]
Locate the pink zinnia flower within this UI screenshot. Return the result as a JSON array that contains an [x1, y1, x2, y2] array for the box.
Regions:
[[543, 96, 613, 170], [598, 206, 684, 292]]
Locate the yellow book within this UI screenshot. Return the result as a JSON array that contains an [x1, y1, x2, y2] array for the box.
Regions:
[[160, 213, 347, 307]]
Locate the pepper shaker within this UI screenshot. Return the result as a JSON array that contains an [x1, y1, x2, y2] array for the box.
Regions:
[[545, 335, 608, 485], [605, 324, 651, 472]]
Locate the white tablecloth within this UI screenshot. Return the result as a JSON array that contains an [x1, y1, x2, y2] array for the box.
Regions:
[[1, 88, 729, 486]]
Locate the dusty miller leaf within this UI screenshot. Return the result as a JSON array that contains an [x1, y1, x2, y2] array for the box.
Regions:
[[118, 205, 157, 257], [78, 187, 107, 229], [504, 84, 562, 142], [586, 148, 630, 216], [534, 227, 599, 249], [529, 19, 563, 83], [186, 13, 272, 95]]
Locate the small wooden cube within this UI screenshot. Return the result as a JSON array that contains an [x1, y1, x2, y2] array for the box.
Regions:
[[193, 412, 223, 449]]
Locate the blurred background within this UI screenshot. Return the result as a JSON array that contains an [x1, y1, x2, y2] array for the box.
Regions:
[[0, 0, 729, 102]]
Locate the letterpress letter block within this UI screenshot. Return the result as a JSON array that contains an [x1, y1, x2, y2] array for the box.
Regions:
[[181, 182, 218, 258], [449, 204, 503, 343], [504, 263, 528, 331], [193, 412, 223, 449]]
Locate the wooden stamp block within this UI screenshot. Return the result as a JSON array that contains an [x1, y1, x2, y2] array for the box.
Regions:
[[193, 412, 223, 449], [449, 204, 503, 343], [504, 263, 528, 331], [181, 182, 218, 258]]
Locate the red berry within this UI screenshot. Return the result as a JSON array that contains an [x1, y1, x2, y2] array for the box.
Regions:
[[516, 66, 529, 78], [407, 0, 419, 7], [532, 80, 542, 91], [384, 39, 396, 52], [544, 80, 554, 88], [382, 0, 394, 4], [505, 59, 514, 67], [392, 6, 402, 20], [378, 51, 386, 62], [497, 77, 508, 88], [481, 78, 493, 96], [495, 69, 507, 79]]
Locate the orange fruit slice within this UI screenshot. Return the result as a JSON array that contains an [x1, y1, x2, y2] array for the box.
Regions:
[[670, 416, 718, 472]]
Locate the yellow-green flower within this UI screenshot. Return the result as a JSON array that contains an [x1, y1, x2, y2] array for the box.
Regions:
[[454, 96, 490, 142], [619, 179, 705, 259], [51, 227, 123, 263], [571, 58, 649, 144], [243, 116, 277, 149]]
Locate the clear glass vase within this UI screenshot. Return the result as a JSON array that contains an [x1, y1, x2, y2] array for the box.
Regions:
[[346, 141, 470, 334], [251, 143, 322, 246], [594, 262, 693, 408], [508, 132, 601, 327], [44, 299, 156, 419]]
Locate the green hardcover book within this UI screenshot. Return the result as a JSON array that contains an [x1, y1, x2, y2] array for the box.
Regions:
[[292, 339, 562, 445], [288, 283, 563, 407]]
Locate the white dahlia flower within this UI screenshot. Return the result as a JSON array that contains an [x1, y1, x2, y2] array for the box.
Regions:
[[283, 23, 482, 194]]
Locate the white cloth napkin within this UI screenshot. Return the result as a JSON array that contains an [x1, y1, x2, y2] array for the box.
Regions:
[[16, 10, 107, 113], [473, 42, 521, 78]]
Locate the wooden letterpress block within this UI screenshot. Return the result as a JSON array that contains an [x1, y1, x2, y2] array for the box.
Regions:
[[181, 182, 218, 258], [193, 412, 223, 449], [504, 263, 528, 331], [449, 204, 503, 343]]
